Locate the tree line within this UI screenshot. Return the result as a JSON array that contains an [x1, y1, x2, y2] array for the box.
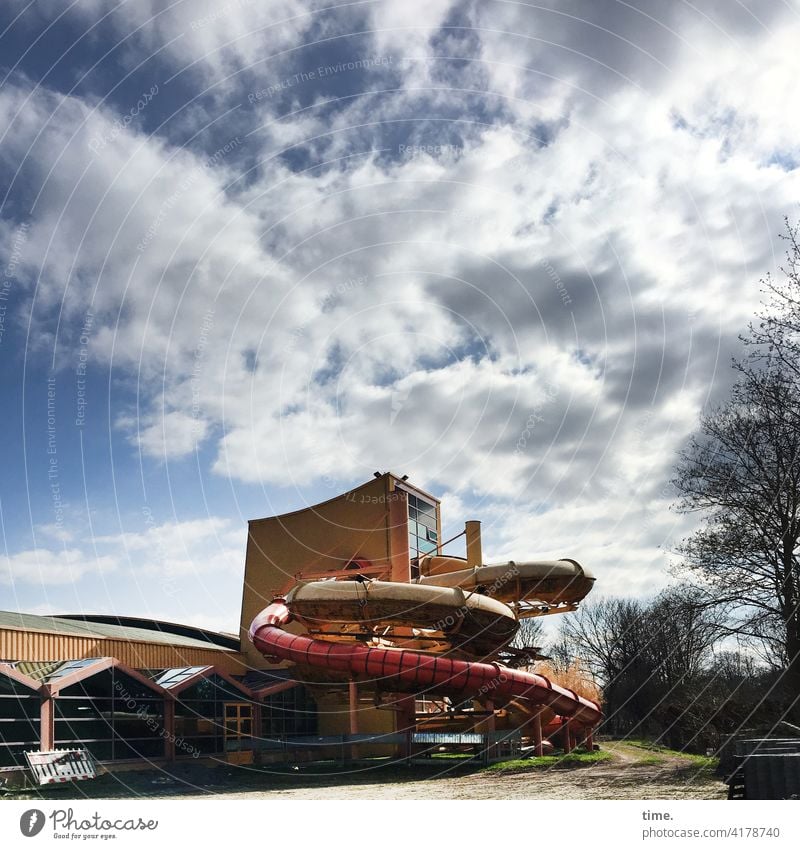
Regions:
[[539, 221, 800, 749]]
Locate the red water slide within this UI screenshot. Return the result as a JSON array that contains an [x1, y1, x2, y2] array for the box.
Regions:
[[249, 600, 602, 730]]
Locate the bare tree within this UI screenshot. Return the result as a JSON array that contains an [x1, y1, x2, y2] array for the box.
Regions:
[[747, 218, 800, 378], [672, 363, 800, 716], [557, 591, 723, 743], [512, 615, 545, 652], [671, 223, 800, 718]]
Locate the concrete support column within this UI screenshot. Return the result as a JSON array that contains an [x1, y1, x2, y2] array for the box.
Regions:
[[465, 520, 483, 568], [163, 698, 176, 761], [40, 692, 55, 751]]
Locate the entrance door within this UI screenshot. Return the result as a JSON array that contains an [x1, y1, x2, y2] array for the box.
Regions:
[[223, 702, 253, 752]]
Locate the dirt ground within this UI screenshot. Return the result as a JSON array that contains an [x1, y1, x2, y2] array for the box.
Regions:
[[5, 742, 727, 801], [173, 742, 726, 801]]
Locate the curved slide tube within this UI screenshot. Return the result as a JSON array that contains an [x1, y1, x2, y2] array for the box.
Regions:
[[250, 600, 602, 727]]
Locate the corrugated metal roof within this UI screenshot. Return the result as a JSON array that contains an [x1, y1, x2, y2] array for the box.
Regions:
[[0, 610, 230, 651], [55, 614, 240, 650]]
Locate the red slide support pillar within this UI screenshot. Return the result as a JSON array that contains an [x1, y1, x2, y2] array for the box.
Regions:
[[483, 699, 496, 761], [396, 695, 416, 762], [562, 718, 574, 753], [531, 708, 544, 757]]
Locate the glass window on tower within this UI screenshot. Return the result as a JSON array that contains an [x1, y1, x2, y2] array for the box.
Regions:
[[407, 493, 438, 564]]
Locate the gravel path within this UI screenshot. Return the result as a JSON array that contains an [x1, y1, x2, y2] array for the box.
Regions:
[[10, 743, 726, 801], [169, 743, 726, 801]]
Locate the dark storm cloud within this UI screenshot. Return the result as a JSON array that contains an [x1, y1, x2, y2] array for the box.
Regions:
[[473, 0, 793, 98]]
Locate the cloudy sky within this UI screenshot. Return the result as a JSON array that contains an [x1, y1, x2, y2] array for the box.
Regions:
[[1, 0, 799, 633]]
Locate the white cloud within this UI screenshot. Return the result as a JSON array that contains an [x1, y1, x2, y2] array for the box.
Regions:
[[92, 516, 242, 577], [133, 410, 210, 459], [0, 548, 116, 586], [3, 0, 800, 613]]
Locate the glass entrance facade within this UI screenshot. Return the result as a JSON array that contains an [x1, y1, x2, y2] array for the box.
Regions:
[[0, 672, 40, 767]]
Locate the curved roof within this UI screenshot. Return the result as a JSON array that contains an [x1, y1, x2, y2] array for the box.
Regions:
[[0, 610, 237, 652], [54, 614, 240, 650], [248, 472, 439, 524]]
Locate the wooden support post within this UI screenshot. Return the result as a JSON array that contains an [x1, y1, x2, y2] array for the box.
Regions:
[[585, 728, 595, 752], [163, 698, 176, 761], [40, 693, 55, 751]]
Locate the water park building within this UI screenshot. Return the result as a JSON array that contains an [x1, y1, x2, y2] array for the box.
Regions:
[[0, 473, 600, 778]]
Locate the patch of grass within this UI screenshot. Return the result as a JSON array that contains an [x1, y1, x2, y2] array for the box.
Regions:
[[614, 739, 718, 771], [484, 749, 612, 773], [631, 754, 663, 766], [621, 739, 673, 754], [677, 754, 718, 772]]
